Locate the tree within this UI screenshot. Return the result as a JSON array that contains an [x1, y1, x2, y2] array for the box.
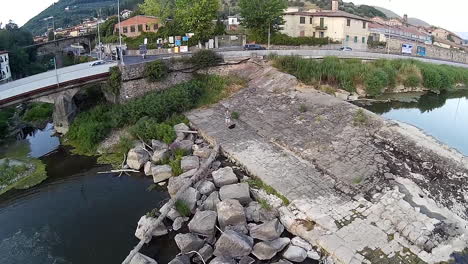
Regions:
[[238, 0, 287, 37], [174, 0, 219, 43], [100, 16, 118, 38], [139, 0, 175, 23]]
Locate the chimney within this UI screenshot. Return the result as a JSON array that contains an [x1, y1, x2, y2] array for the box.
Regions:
[[403, 14, 408, 24], [331, 0, 339, 12]]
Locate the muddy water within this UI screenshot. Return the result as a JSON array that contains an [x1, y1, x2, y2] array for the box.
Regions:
[[0, 125, 176, 264]]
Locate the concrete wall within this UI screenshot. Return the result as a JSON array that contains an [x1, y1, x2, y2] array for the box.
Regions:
[[371, 38, 468, 64], [120, 61, 193, 101]]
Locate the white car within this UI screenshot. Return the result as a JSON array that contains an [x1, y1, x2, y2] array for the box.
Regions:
[[339, 47, 353, 51], [89, 60, 105, 66]]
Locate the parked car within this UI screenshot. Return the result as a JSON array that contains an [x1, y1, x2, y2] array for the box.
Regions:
[[244, 44, 266, 50], [339, 47, 353, 51], [89, 60, 105, 66]]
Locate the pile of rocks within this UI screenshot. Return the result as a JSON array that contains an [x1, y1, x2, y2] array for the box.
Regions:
[[125, 122, 213, 185], [132, 163, 322, 264]]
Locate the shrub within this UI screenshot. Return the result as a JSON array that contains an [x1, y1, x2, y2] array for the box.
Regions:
[[175, 200, 191, 217], [250, 33, 334, 46], [130, 117, 176, 144], [22, 103, 53, 123], [365, 70, 388, 96], [0, 108, 15, 140], [231, 111, 240, 120], [404, 74, 422, 88], [299, 104, 308, 113], [144, 60, 169, 82], [189, 50, 223, 69], [105, 66, 122, 97]]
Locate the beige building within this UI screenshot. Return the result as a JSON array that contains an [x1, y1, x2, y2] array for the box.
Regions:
[[281, 10, 370, 47], [114, 15, 160, 38], [430, 28, 464, 46]]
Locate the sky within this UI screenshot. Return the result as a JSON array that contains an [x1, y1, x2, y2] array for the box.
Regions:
[[0, 0, 57, 27], [351, 0, 468, 34]]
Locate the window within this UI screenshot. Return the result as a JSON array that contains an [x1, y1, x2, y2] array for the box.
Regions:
[[362, 37, 366, 43], [320, 32, 324, 38], [153, 24, 159, 30], [313, 32, 316, 38], [6, 66, 8, 73], [138, 24, 143, 32], [354, 36, 358, 43], [310, 17, 313, 24], [362, 22, 367, 29], [347, 19, 351, 26], [320, 18, 325, 27], [300, 17, 305, 24], [346, 35, 350, 41], [123, 27, 128, 33], [146, 24, 150, 31], [130, 25, 136, 32]]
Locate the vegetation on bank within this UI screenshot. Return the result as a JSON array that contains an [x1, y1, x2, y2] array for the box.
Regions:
[[0, 157, 47, 195], [22, 103, 54, 123], [272, 56, 468, 96], [66, 74, 245, 156], [0, 108, 16, 141], [250, 33, 337, 47]]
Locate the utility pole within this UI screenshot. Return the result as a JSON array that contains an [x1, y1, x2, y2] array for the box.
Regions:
[[117, 0, 124, 65], [97, 9, 102, 60], [268, 22, 271, 50]]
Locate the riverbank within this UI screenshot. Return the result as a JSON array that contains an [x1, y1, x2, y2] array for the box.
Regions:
[[270, 56, 468, 98], [187, 60, 468, 263]]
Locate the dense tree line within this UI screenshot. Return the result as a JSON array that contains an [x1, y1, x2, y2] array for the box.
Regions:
[[0, 21, 46, 79]]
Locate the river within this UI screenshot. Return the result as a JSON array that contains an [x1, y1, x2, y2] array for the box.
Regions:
[[0, 124, 178, 264], [364, 90, 468, 156]]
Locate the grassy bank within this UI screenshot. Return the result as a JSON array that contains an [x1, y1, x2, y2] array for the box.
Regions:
[[66, 74, 245, 156], [271, 56, 468, 96], [0, 154, 47, 196]]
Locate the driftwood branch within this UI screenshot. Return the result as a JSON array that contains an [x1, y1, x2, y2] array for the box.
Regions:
[[122, 144, 220, 264], [175, 130, 198, 134], [98, 169, 140, 174]]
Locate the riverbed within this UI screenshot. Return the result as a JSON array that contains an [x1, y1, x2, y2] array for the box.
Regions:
[[0, 125, 177, 264]]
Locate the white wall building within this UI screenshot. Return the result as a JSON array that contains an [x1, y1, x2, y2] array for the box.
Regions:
[[0, 51, 12, 83]]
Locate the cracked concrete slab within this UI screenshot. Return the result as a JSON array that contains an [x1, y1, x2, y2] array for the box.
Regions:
[[187, 61, 468, 264]]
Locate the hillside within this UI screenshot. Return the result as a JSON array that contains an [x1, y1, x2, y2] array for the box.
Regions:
[[22, 0, 143, 36], [373, 6, 431, 27]]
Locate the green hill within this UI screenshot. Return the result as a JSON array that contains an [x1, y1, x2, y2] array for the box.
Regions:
[[22, 0, 143, 36]]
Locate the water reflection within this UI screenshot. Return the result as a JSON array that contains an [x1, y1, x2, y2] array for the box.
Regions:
[[364, 90, 468, 156]]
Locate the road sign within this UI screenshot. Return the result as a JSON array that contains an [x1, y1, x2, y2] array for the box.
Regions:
[[182, 36, 189, 41], [175, 40, 182, 46]]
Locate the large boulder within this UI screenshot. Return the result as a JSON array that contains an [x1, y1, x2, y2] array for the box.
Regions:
[[291, 236, 312, 251], [209, 257, 236, 264], [179, 187, 201, 212], [152, 149, 169, 163], [173, 217, 189, 231], [249, 219, 284, 241], [171, 140, 193, 153], [193, 146, 211, 159], [174, 123, 190, 141], [252, 237, 290, 260], [127, 148, 150, 170], [135, 216, 168, 242], [213, 230, 254, 258], [202, 191, 221, 211], [217, 199, 247, 230], [239, 256, 255, 264], [193, 244, 214, 263], [168, 255, 190, 264], [152, 140, 168, 150], [168, 176, 191, 198], [130, 253, 158, 264], [245, 201, 278, 223], [197, 180, 216, 195], [181, 156, 200, 172], [144, 161, 153, 176], [219, 183, 252, 205], [175, 233, 204, 254], [167, 208, 181, 221], [152, 165, 173, 183], [282, 245, 307, 263], [179, 168, 198, 178], [212, 167, 238, 187], [188, 210, 218, 237]]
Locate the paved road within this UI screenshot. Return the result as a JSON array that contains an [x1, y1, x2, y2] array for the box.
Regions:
[[0, 61, 117, 103]]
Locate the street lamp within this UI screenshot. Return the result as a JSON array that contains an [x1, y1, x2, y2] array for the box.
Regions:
[[117, 0, 124, 65]]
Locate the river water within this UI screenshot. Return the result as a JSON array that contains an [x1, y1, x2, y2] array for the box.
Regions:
[[364, 90, 468, 156], [0, 125, 177, 264]]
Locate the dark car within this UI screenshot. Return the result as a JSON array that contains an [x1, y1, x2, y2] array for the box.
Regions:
[[244, 44, 266, 50]]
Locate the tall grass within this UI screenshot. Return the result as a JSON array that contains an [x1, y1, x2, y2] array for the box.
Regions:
[[272, 56, 468, 96], [66, 75, 243, 155]]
